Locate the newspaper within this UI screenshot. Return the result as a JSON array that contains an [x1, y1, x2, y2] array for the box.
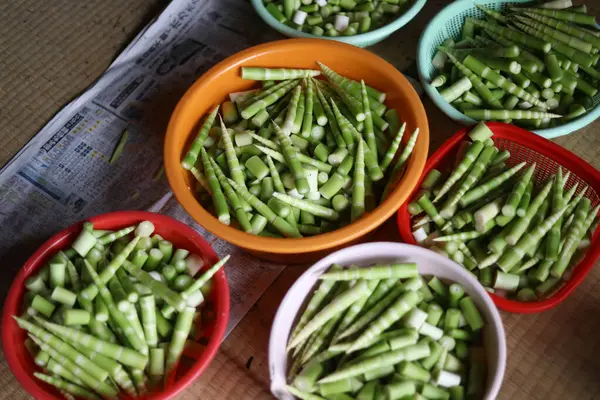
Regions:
[[0, 0, 286, 336], [0, 0, 421, 335]]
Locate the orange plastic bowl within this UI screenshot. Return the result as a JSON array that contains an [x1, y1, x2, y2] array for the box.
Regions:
[[164, 39, 429, 263], [2, 211, 230, 400]]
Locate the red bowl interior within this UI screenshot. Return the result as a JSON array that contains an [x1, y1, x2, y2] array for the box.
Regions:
[[1, 211, 230, 400], [397, 122, 600, 313]]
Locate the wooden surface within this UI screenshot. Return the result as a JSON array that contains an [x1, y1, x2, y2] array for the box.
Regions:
[[1, 1, 600, 399]]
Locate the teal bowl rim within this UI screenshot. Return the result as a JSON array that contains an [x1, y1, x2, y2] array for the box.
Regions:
[[416, 0, 600, 139], [251, 0, 427, 47]]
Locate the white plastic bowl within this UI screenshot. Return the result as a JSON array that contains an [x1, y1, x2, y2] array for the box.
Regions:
[[269, 242, 506, 400]]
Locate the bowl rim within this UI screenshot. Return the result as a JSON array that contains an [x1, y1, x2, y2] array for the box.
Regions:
[[396, 122, 600, 313], [268, 241, 507, 400], [164, 38, 429, 254], [250, 0, 428, 46], [1, 210, 230, 400], [415, 0, 600, 139]]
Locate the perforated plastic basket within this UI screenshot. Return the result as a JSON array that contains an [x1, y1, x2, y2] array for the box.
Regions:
[[251, 0, 426, 48], [2, 211, 230, 400], [397, 122, 600, 313], [417, 0, 600, 139]]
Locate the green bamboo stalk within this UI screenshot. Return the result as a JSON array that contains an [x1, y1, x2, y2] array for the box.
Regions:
[[347, 291, 421, 352], [313, 82, 346, 149], [497, 204, 569, 272], [330, 99, 356, 149], [444, 52, 503, 109], [165, 307, 196, 376], [34, 317, 147, 369], [182, 105, 219, 170], [317, 62, 386, 103], [468, 18, 551, 53], [301, 79, 315, 139], [502, 163, 536, 217], [440, 146, 498, 213], [515, 15, 593, 53], [463, 55, 550, 109], [317, 342, 431, 383], [290, 266, 343, 344], [14, 318, 110, 382], [33, 373, 101, 400], [513, 21, 597, 68], [380, 123, 407, 173], [459, 162, 526, 207], [241, 79, 299, 119], [522, 12, 600, 48], [283, 85, 303, 134], [79, 234, 142, 300], [441, 76, 473, 103], [337, 277, 422, 340], [241, 67, 320, 80], [83, 261, 148, 355], [288, 281, 371, 350], [546, 171, 568, 261], [27, 334, 117, 397], [122, 261, 186, 313], [228, 179, 301, 237], [551, 200, 595, 277], [514, 7, 598, 28], [360, 80, 377, 159], [208, 157, 252, 231], [465, 109, 561, 120], [382, 128, 420, 199], [351, 140, 366, 222], [506, 178, 554, 245], [139, 295, 158, 348]]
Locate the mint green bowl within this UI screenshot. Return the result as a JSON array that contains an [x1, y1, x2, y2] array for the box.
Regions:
[[417, 0, 600, 139], [251, 0, 426, 48]]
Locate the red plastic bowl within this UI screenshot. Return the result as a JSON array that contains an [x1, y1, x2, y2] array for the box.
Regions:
[[2, 211, 230, 400], [397, 122, 600, 313]]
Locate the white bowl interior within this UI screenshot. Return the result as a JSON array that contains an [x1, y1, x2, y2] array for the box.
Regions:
[[269, 242, 506, 400]]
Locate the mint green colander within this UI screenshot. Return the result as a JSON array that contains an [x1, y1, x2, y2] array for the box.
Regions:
[[251, 0, 426, 48], [417, 0, 600, 139]]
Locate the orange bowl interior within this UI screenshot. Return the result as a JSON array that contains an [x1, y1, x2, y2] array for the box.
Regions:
[[164, 39, 429, 262]]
